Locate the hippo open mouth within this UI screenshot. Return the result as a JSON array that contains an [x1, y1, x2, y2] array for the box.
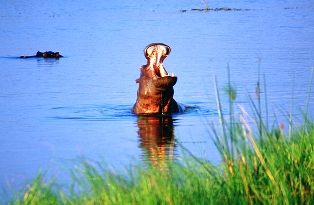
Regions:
[[144, 43, 177, 92], [144, 43, 173, 78], [132, 43, 181, 115]]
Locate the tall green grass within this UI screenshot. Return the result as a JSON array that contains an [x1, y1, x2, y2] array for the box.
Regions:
[[8, 67, 314, 205]]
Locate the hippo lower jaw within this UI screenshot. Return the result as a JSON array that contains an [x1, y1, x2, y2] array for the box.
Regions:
[[153, 76, 177, 92]]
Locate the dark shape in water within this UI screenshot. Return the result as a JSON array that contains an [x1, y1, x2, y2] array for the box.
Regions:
[[19, 51, 63, 59], [132, 43, 182, 114], [190, 7, 249, 11]]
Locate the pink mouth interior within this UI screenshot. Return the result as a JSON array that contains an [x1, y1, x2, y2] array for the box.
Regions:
[[149, 45, 168, 77]]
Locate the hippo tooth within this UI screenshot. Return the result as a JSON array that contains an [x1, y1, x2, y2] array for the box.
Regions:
[[172, 73, 175, 77]]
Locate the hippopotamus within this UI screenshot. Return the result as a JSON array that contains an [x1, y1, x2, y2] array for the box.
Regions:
[[20, 51, 63, 58], [132, 43, 182, 115]]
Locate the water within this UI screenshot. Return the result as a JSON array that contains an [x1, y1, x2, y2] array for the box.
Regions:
[[0, 0, 313, 200]]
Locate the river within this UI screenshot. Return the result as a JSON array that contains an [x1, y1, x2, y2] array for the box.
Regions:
[[0, 0, 313, 201]]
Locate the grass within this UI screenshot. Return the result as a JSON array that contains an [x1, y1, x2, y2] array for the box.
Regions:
[[7, 67, 314, 204]]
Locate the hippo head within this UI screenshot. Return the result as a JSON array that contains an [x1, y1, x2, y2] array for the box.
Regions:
[[132, 43, 180, 115]]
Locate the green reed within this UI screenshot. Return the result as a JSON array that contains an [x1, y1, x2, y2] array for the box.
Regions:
[[305, 66, 314, 121], [7, 67, 314, 205]]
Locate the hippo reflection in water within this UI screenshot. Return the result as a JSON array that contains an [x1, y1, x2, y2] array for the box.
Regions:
[[132, 43, 183, 114], [137, 115, 176, 165]]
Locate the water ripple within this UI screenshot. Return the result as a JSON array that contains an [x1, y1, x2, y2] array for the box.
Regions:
[[50, 104, 134, 121]]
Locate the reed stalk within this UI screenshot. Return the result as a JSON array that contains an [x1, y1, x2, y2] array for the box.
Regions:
[[227, 63, 235, 160], [289, 73, 295, 137], [263, 73, 269, 130], [305, 66, 314, 120], [213, 73, 230, 162], [256, 60, 262, 140]]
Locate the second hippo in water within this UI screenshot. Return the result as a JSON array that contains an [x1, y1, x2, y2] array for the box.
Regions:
[[132, 43, 183, 115], [20, 51, 63, 59]]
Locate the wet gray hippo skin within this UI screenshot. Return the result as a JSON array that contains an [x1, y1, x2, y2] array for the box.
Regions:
[[132, 43, 180, 114]]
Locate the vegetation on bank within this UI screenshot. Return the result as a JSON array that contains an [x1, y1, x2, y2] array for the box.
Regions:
[[8, 66, 314, 204], [8, 120, 314, 204]]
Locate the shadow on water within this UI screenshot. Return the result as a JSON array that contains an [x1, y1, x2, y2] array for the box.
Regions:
[[137, 115, 176, 166]]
